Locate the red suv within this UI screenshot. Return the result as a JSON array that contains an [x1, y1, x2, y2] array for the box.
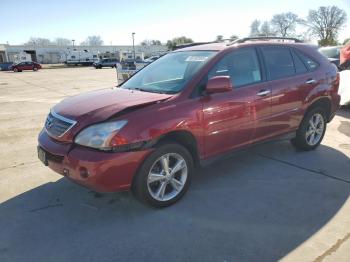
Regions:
[[9, 61, 42, 72], [38, 37, 340, 207]]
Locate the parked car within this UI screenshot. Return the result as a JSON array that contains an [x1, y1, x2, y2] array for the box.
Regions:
[[9, 61, 42, 72], [93, 58, 118, 69], [38, 37, 340, 207], [340, 44, 350, 70], [319, 46, 341, 69], [144, 56, 160, 63]]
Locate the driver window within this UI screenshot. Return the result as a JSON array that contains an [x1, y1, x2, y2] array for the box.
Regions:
[[208, 48, 262, 88]]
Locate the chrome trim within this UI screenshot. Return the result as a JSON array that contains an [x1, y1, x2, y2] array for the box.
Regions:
[[45, 109, 77, 138]]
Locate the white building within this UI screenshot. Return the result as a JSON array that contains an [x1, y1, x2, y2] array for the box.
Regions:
[[0, 44, 168, 64]]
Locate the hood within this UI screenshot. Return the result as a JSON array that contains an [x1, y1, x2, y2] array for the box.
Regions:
[[53, 88, 172, 123]]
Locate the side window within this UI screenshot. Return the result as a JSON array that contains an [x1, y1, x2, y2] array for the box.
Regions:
[[208, 48, 262, 87], [262, 46, 295, 80], [295, 50, 319, 71], [291, 50, 308, 74]]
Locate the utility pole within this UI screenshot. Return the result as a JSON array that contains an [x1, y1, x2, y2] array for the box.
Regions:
[[72, 39, 75, 47], [132, 32, 135, 60]]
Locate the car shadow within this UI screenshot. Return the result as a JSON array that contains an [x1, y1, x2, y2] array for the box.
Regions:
[[0, 141, 349, 262]]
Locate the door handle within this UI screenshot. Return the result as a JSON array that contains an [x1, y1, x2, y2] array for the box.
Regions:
[[305, 79, 316, 85], [257, 89, 271, 96]]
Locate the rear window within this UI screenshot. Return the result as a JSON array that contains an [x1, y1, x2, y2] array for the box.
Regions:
[[294, 50, 319, 71], [262, 46, 295, 80], [291, 50, 308, 74]]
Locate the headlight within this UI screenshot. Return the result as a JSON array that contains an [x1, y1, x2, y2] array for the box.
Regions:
[[75, 120, 128, 150]]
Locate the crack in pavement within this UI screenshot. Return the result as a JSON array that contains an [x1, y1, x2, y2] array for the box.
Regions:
[[314, 233, 350, 262], [0, 161, 39, 172], [29, 203, 63, 213], [254, 153, 350, 184]]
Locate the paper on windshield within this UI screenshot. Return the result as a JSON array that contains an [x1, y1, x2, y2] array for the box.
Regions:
[[185, 56, 209, 62]]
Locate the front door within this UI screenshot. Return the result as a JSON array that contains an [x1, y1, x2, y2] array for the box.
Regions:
[[201, 47, 271, 158]]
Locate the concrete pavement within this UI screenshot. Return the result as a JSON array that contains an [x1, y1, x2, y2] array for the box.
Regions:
[[0, 67, 349, 262]]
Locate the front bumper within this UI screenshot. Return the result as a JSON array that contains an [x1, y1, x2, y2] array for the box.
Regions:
[[38, 130, 152, 192]]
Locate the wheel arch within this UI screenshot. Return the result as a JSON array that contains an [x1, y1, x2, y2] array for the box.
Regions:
[[153, 130, 200, 167], [305, 97, 332, 122]]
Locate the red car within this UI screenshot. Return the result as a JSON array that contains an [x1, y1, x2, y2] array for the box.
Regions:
[[38, 37, 340, 207], [9, 61, 42, 72]]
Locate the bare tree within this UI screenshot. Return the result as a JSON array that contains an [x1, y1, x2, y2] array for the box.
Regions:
[[271, 12, 300, 37], [250, 20, 261, 37], [54, 38, 72, 46], [260, 21, 275, 37], [306, 6, 347, 46], [80, 35, 104, 46], [216, 35, 224, 42], [24, 37, 52, 46], [230, 35, 239, 41]]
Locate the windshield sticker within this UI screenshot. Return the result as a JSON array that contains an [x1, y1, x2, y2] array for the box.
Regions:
[[185, 56, 209, 62]]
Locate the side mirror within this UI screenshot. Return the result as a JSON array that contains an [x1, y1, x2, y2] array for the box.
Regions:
[[206, 76, 233, 94]]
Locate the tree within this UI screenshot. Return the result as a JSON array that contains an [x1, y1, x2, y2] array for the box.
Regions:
[[215, 35, 224, 42], [24, 37, 52, 46], [271, 12, 300, 37], [306, 6, 347, 46], [250, 20, 261, 37], [260, 21, 275, 37], [54, 38, 72, 46], [344, 38, 350, 45], [140, 39, 162, 46], [229, 35, 239, 41], [166, 36, 194, 50], [80, 35, 104, 46]]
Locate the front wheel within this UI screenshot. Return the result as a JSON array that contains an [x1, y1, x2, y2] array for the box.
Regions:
[[291, 107, 327, 151], [13, 68, 18, 72], [33, 67, 38, 71], [132, 144, 193, 207]]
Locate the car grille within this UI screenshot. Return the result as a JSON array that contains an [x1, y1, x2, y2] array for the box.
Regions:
[[45, 111, 76, 137]]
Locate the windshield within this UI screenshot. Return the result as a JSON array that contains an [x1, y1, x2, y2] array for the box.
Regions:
[[122, 51, 217, 94], [319, 47, 340, 59]]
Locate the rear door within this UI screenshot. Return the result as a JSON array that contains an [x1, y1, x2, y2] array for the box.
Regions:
[[260, 46, 320, 136], [201, 47, 271, 158], [260, 46, 305, 137]]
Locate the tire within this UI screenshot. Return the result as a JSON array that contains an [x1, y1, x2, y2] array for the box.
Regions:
[[132, 143, 194, 207], [13, 68, 18, 72], [33, 67, 38, 71], [291, 107, 327, 151]]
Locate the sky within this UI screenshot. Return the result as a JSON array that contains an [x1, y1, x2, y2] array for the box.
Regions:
[[1, 0, 349, 45]]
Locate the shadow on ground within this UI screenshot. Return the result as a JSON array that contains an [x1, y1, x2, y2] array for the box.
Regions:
[[0, 141, 349, 262]]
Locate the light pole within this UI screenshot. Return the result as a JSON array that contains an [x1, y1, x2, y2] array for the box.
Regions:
[[132, 32, 135, 61], [72, 39, 75, 47]]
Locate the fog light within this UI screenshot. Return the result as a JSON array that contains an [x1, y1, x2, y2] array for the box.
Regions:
[[79, 167, 89, 178]]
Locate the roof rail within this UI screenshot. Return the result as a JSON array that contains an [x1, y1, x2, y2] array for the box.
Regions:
[[227, 37, 303, 46], [174, 39, 237, 50]]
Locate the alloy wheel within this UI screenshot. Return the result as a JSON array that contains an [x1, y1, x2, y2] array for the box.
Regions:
[[305, 113, 324, 146], [147, 153, 188, 201]]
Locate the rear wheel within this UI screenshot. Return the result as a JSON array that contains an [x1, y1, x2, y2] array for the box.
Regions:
[[291, 107, 327, 151], [132, 143, 193, 207]]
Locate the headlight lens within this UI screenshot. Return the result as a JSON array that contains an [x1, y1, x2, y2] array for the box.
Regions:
[[75, 120, 128, 150]]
